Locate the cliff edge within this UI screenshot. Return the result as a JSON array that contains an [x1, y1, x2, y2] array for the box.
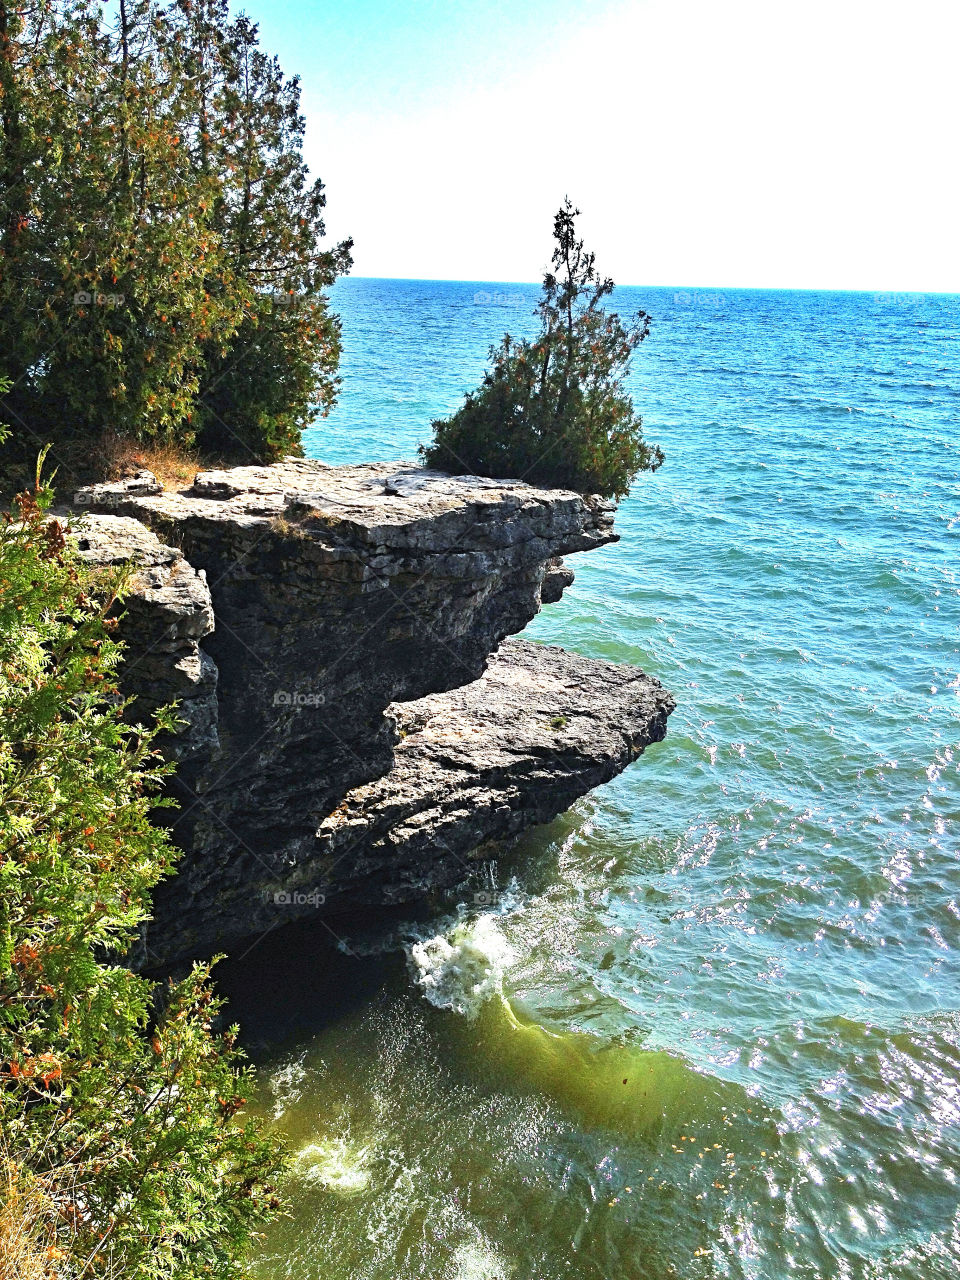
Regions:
[[71, 460, 673, 967]]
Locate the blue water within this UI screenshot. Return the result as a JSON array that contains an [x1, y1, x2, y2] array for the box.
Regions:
[[256, 280, 960, 1279]]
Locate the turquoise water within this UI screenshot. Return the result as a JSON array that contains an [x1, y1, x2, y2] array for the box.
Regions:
[[245, 281, 960, 1278]]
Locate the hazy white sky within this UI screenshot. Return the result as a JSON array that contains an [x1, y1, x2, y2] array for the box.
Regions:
[[248, 0, 959, 290]]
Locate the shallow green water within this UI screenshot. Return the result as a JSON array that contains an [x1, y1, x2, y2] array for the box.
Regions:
[[229, 282, 960, 1278]]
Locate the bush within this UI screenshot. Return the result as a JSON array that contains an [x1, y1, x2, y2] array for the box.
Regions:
[[0, 442, 283, 1277], [422, 199, 663, 499]]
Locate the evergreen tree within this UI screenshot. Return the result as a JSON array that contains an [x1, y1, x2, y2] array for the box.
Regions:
[[0, 1, 66, 440], [423, 199, 663, 499], [0, 0, 349, 478], [186, 11, 352, 461], [0, 436, 284, 1276], [0, 1, 235, 455]]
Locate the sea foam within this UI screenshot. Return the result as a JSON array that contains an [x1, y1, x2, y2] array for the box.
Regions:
[[407, 914, 518, 1020], [291, 1136, 372, 1195]]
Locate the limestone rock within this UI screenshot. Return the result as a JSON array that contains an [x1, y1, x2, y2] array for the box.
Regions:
[[69, 460, 672, 968], [314, 637, 674, 909], [71, 513, 218, 764]]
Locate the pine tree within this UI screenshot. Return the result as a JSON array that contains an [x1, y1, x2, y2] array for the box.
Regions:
[[423, 199, 663, 499], [185, 11, 352, 461], [0, 1, 63, 440], [0, 0, 350, 479], [0, 1, 235, 456]]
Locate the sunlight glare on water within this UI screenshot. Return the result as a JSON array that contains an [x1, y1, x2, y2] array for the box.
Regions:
[[240, 282, 960, 1279]]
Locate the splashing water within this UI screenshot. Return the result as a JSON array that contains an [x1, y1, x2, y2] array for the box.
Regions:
[[447, 1239, 515, 1280], [291, 1137, 373, 1195], [407, 914, 518, 1021]]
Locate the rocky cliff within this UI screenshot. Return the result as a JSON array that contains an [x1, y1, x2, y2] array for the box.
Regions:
[[70, 459, 674, 968]]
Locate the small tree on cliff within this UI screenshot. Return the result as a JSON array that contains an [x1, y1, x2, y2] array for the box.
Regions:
[[423, 199, 663, 499]]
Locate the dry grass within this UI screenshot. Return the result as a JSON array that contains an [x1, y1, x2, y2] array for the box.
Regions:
[[93, 432, 209, 492], [1, 432, 225, 503], [0, 1157, 62, 1280]]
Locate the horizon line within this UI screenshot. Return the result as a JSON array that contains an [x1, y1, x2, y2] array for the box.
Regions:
[[335, 275, 958, 297]]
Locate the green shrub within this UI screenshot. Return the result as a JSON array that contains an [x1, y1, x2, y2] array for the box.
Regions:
[[0, 442, 283, 1277], [422, 199, 663, 499]]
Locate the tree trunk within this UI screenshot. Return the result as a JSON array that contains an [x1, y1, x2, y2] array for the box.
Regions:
[[0, 3, 26, 252], [118, 0, 131, 189]]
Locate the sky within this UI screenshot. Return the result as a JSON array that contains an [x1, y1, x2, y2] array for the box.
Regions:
[[244, 0, 959, 291]]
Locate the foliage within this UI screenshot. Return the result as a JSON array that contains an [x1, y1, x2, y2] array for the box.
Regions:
[[178, 10, 352, 461], [422, 199, 663, 499], [0, 447, 284, 1277], [0, 0, 350, 480], [0, 0, 229, 450]]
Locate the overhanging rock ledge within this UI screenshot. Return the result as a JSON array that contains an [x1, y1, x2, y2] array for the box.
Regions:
[[70, 459, 674, 967]]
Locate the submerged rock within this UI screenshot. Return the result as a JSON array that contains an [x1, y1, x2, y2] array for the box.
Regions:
[[69, 460, 672, 967]]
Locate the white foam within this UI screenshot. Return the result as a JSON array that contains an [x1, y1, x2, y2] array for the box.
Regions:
[[448, 1239, 514, 1279], [407, 914, 518, 1020], [266, 1053, 312, 1120], [292, 1136, 372, 1195]]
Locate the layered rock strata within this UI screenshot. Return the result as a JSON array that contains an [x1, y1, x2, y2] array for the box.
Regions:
[[69, 460, 673, 966]]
